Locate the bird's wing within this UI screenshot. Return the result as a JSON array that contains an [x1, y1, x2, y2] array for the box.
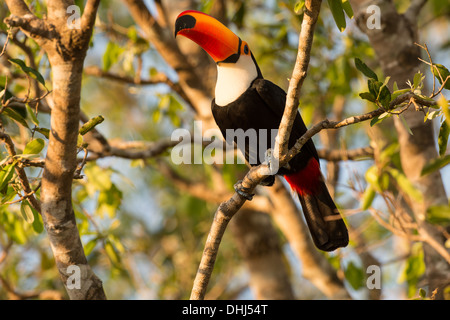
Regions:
[[253, 78, 319, 163]]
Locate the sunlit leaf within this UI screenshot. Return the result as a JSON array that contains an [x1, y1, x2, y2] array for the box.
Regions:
[[438, 120, 450, 156], [355, 58, 378, 80], [26, 103, 39, 126], [431, 64, 450, 90], [341, 0, 354, 18], [421, 155, 450, 176], [344, 261, 365, 290], [388, 168, 423, 202], [361, 184, 376, 210], [0, 163, 16, 192], [9, 58, 46, 87], [20, 200, 35, 223], [102, 42, 124, 71], [327, 0, 346, 32], [426, 205, 450, 225], [2, 107, 29, 129], [23, 138, 45, 155]]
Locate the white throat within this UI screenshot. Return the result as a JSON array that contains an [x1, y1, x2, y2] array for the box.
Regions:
[[214, 55, 258, 107]]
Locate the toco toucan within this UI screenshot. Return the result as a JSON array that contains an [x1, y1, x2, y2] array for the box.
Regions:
[[175, 10, 348, 251]]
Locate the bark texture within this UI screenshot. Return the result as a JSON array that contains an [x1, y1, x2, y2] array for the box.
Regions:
[[4, 0, 106, 299]]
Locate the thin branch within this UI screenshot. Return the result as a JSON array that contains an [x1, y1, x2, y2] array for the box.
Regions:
[[84, 65, 194, 109], [4, 15, 54, 41], [81, 0, 101, 31], [317, 146, 374, 162], [157, 160, 271, 213]]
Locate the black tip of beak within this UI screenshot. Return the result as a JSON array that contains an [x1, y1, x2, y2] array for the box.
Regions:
[[174, 14, 197, 38]]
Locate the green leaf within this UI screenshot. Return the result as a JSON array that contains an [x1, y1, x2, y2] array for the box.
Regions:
[[32, 209, 43, 233], [79, 115, 104, 135], [438, 120, 450, 157], [84, 238, 98, 256], [399, 114, 413, 135], [294, 1, 305, 14], [421, 155, 450, 176], [0, 163, 16, 192], [413, 71, 425, 90], [102, 42, 124, 71], [341, 0, 354, 18], [35, 127, 50, 139], [426, 205, 450, 225], [355, 58, 378, 80], [26, 103, 39, 126], [398, 243, 426, 298], [378, 85, 391, 108], [418, 288, 427, 299], [20, 200, 35, 223], [387, 168, 423, 202], [367, 79, 378, 97], [327, 0, 346, 32], [23, 138, 45, 155], [9, 58, 46, 87], [359, 92, 376, 102], [2, 107, 29, 129], [365, 165, 381, 191], [370, 115, 382, 127], [104, 239, 121, 265], [361, 184, 376, 210], [431, 64, 450, 90], [344, 261, 365, 290], [391, 88, 411, 100]]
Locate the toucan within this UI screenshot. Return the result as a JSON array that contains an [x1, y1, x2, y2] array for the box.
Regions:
[[175, 10, 348, 251]]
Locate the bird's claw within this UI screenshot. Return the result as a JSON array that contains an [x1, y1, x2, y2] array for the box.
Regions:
[[234, 180, 254, 200], [264, 148, 280, 175]]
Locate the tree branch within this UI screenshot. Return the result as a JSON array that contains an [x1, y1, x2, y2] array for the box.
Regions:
[[4, 14, 54, 41], [317, 146, 374, 162], [274, 0, 322, 160], [190, 0, 323, 300], [4, 0, 32, 16], [83, 65, 194, 108]]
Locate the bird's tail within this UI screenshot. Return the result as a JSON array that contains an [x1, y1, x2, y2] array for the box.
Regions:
[[285, 159, 349, 251]]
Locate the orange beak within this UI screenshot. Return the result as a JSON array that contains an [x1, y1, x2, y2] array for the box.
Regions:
[[175, 10, 242, 64]]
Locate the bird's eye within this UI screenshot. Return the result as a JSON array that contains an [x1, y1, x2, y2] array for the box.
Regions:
[[244, 44, 249, 54]]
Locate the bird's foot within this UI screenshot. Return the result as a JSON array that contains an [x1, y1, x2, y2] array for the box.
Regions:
[[234, 180, 254, 200]]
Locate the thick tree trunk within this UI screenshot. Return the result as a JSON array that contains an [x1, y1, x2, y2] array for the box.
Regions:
[[230, 209, 295, 299], [5, 0, 106, 299]]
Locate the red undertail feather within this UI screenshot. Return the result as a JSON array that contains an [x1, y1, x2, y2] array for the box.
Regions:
[[284, 158, 321, 196], [284, 158, 349, 251]]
